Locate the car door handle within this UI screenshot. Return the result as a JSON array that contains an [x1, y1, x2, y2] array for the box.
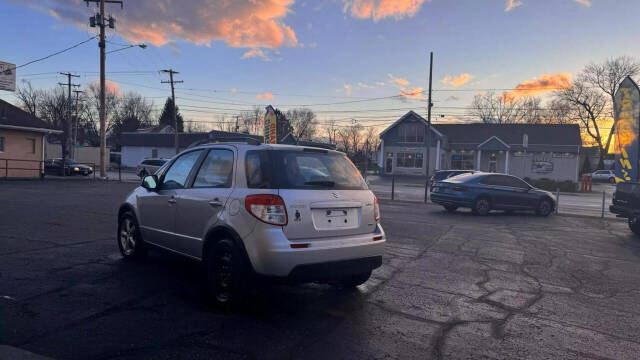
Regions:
[[168, 196, 177, 204], [208, 198, 224, 207]]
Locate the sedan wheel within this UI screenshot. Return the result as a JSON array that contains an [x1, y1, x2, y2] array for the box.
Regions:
[[473, 198, 491, 216], [536, 199, 553, 217], [117, 213, 146, 259], [207, 239, 250, 308], [628, 216, 640, 236]]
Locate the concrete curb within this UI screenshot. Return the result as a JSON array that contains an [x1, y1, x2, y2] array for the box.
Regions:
[[0, 345, 54, 360]]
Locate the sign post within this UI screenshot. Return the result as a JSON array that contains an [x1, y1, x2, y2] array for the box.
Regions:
[[0, 61, 16, 92], [614, 76, 640, 183]]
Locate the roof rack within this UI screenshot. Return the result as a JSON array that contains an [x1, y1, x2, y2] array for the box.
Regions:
[[187, 136, 262, 148]]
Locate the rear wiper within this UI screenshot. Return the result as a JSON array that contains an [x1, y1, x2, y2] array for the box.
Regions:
[[304, 180, 335, 187]]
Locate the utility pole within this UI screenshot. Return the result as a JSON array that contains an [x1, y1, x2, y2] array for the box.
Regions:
[[161, 69, 183, 154], [235, 116, 239, 133], [72, 90, 83, 160], [85, 0, 123, 179], [59, 73, 80, 175], [424, 52, 433, 203]]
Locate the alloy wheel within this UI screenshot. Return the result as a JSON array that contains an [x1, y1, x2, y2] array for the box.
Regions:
[[119, 218, 136, 256]]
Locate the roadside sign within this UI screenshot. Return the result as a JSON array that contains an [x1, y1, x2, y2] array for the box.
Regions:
[[264, 105, 277, 144], [0, 61, 16, 92], [614, 76, 640, 183]]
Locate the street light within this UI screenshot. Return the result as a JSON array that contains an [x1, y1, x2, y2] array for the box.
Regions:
[[106, 43, 147, 55]]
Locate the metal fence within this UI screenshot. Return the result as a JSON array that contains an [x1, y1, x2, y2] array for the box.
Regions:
[[365, 171, 616, 219]]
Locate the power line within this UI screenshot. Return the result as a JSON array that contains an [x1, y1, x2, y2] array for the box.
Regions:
[[6, 36, 98, 72]]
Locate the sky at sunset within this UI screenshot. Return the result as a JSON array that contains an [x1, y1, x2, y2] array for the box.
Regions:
[[2, 0, 640, 133]]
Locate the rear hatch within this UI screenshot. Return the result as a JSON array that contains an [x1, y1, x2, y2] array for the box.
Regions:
[[613, 182, 640, 207], [260, 148, 376, 240]]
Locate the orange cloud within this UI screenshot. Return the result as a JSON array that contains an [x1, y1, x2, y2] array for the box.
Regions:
[[256, 92, 275, 100], [24, 0, 298, 50], [388, 74, 410, 86], [574, 0, 591, 6], [89, 79, 120, 96], [501, 73, 572, 103], [505, 0, 522, 12], [399, 87, 423, 99], [344, 84, 353, 96], [345, 0, 429, 21], [242, 48, 270, 61], [441, 73, 473, 87]]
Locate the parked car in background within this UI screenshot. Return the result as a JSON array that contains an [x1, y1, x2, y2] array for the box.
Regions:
[[609, 182, 640, 235], [430, 170, 476, 190], [431, 172, 555, 216], [136, 158, 169, 178], [44, 158, 93, 176], [118, 143, 385, 306], [592, 170, 616, 183]]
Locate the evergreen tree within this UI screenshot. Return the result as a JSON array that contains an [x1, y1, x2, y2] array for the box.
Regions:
[[158, 97, 184, 132]]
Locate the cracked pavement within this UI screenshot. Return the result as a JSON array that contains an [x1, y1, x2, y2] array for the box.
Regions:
[[1, 180, 640, 359]]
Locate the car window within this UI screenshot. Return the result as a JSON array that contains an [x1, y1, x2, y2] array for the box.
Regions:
[[502, 176, 530, 189], [161, 151, 203, 190], [141, 160, 150, 165], [479, 175, 501, 186], [193, 149, 234, 188], [246, 150, 274, 188], [277, 151, 366, 190]]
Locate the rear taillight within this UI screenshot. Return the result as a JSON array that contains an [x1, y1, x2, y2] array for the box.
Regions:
[[245, 194, 288, 226], [374, 196, 381, 221]]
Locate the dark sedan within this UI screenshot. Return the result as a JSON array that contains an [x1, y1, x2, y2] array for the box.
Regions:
[[430, 172, 555, 216], [44, 158, 94, 176], [430, 170, 476, 190]]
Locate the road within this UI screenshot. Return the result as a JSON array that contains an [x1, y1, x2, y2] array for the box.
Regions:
[[1, 180, 640, 359]]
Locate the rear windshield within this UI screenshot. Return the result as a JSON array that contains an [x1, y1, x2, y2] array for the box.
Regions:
[[246, 149, 367, 190]]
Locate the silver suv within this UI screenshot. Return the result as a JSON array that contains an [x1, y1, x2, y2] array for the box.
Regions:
[[136, 158, 169, 178], [117, 143, 385, 305]]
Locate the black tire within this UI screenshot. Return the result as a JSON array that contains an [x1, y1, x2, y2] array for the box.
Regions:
[[628, 216, 640, 236], [443, 205, 458, 213], [536, 198, 554, 217], [206, 238, 250, 308], [117, 211, 147, 259], [472, 197, 491, 216], [609, 177, 616, 184], [333, 271, 372, 288]]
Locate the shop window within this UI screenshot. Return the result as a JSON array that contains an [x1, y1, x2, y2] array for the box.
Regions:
[[397, 152, 423, 168], [451, 152, 474, 170], [0, 136, 4, 152], [399, 123, 425, 143], [27, 138, 36, 154]]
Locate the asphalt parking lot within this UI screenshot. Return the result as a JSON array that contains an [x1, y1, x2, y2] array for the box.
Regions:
[[2, 180, 640, 359]]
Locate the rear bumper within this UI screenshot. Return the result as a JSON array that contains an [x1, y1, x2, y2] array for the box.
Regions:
[[430, 193, 474, 207], [610, 204, 630, 217], [288, 256, 382, 282], [243, 224, 386, 278]]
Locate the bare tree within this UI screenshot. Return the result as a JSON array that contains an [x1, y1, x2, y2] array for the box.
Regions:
[[337, 122, 363, 156], [38, 88, 71, 159], [581, 56, 640, 158], [469, 92, 519, 123], [554, 79, 609, 168], [285, 108, 317, 140], [86, 82, 120, 134], [238, 106, 264, 135], [324, 119, 339, 144], [15, 81, 43, 118]]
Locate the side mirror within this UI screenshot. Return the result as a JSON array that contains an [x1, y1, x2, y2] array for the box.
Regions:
[[141, 175, 159, 191]]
